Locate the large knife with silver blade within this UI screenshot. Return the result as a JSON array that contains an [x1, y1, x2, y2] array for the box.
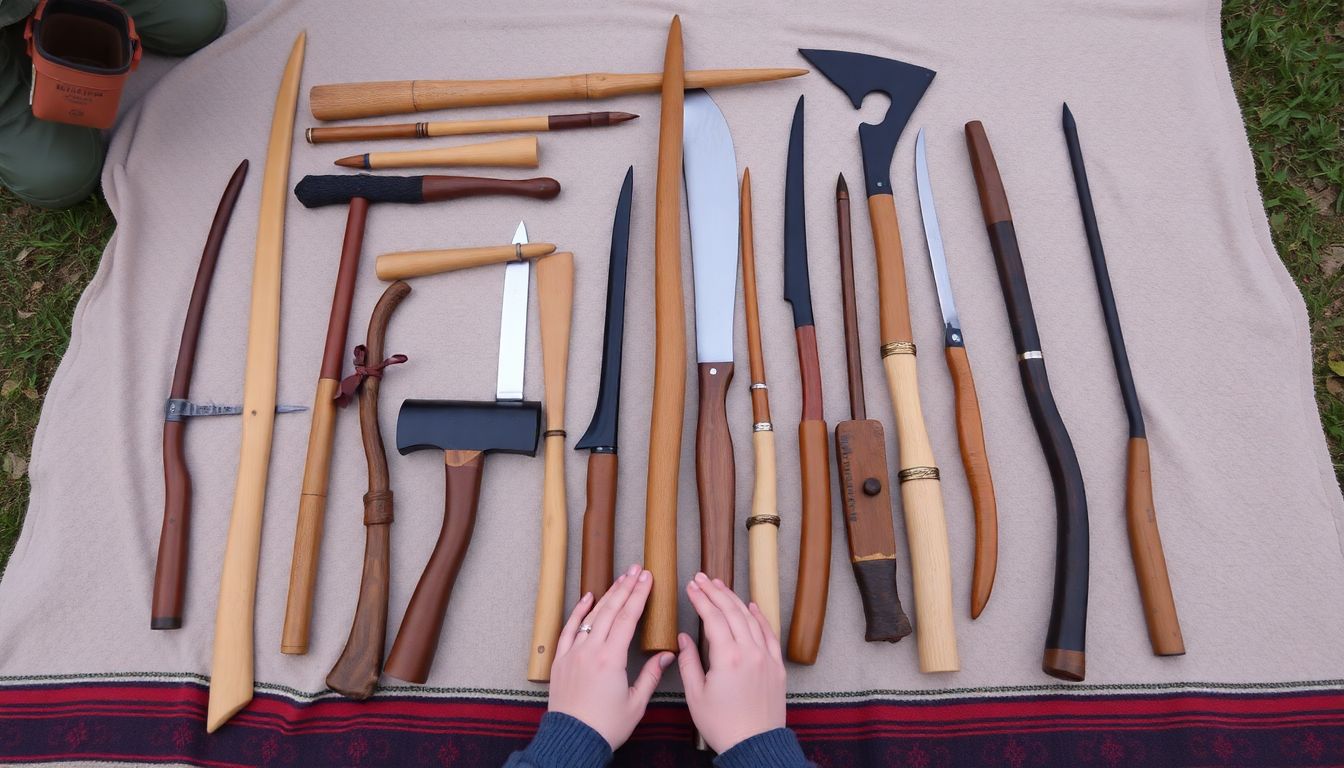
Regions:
[[915, 129, 999, 619], [497, 222, 531, 402], [576, 167, 634, 597], [684, 89, 740, 595]]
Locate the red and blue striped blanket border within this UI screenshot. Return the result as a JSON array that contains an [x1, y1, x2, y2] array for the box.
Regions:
[[0, 675, 1341, 766]]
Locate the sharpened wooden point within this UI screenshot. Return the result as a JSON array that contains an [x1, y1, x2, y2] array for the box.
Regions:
[[334, 153, 370, 169]]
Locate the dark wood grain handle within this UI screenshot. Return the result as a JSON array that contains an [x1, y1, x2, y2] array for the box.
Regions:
[[852, 558, 913, 643], [384, 453, 484, 684], [579, 451, 618, 598], [696, 362, 736, 586], [945, 345, 998, 619], [308, 123, 420, 144], [787, 419, 832, 665], [151, 420, 190, 630], [1126, 437, 1184, 656], [421, 175, 560, 202], [326, 523, 390, 698]]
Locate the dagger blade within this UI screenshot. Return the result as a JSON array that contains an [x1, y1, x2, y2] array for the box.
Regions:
[[575, 167, 634, 452], [783, 96, 813, 328], [495, 221, 530, 401], [683, 89, 739, 364], [914, 128, 963, 344]]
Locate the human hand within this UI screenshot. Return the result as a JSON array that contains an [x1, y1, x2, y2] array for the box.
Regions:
[[677, 572, 787, 754], [548, 564, 676, 750]]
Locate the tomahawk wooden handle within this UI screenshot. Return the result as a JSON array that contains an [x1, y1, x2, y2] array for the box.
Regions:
[[945, 345, 998, 619], [346, 136, 539, 170], [384, 452, 483, 684], [1127, 437, 1184, 656], [787, 418, 832, 665], [580, 451, 618, 598], [295, 175, 560, 208], [281, 382, 338, 654], [642, 16, 686, 655], [152, 421, 190, 629], [376, 242, 556, 281], [530, 251, 574, 682], [747, 429, 780, 637], [310, 68, 807, 121], [867, 194, 959, 674], [326, 523, 390, 698], [696, 363, 736, 587]]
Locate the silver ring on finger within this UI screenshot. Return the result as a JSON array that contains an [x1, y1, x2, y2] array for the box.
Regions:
[[578, 623, 594, 634]]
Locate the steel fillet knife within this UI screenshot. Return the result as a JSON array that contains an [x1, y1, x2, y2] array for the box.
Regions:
[[684, 88, 741, 597], [914, 129, 999, 619], [576, 167, 634, 598]]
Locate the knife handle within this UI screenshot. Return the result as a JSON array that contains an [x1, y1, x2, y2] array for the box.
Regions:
[[944, 345, 998, 619], [580, 451, 618, 598], [696, 362, 736, 586], [152, 420, 191, 630], [787, 418, 831, 665], [376, 242, 556, 280], [1126, 437, 1185, 656]]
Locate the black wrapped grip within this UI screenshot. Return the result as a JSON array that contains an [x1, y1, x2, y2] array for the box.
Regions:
[[295, 174, 423, 208], [852, 558, 913, 643]]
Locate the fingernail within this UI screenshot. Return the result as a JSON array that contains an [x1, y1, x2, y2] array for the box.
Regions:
[[712, 578, 725, 588], [659, 652, 674, 669], [583, 592, 594, 604], [627, 563, 641, 577], [677, 634, 689, 649], [749, 601, 759, 611], [694, 572, 709, 584], [638, 570, 650, 583], [687, 580, 700, 592]]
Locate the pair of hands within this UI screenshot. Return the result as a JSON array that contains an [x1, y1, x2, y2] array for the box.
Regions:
[[548, 565, 786, 754]]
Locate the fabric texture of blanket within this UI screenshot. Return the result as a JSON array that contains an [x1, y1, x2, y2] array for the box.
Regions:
[[2, 0, 1342, 765]]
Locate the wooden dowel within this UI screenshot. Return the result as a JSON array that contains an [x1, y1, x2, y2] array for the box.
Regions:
[[306, 112, 636, 144], [375, 242, 555, 280], [335, 136, 538, 170]]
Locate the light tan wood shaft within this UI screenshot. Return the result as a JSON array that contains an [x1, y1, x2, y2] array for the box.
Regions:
[[867, 194, 958, 674], [376, 242, 556, 280], [207, 30, 305, 734], [530, 252, 574, 682], [280, 377, 339, 654], [310, 67, 806, 121], [641, 16, 685, 655], [748, 430, 781, 637], [309, 115, 550, 143], [352, 136, 538, 170]]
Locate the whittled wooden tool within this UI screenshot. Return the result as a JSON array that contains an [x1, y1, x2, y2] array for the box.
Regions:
[[335, 136, 538, 170], [739, 169, 781, 638], [376, 242, 555, 280], [307, 111, 636, 144], [529, 251, 575, 682], [326, 280, 411, 699], [310, 68, 806, 121], [207, 30, 305, 733]]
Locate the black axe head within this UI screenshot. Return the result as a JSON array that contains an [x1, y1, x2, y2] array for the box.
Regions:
[[798, 49, 935, 198], [397, 399, 541, 456]]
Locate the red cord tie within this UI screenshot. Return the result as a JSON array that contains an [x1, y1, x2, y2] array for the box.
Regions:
[[335, 345, 407, 407]]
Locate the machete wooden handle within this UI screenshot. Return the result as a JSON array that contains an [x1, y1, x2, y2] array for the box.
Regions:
[[384, 450, 483, 684], [341, 136, 539, 170], [945, 345, 998, 619], [376, 242, 556, 281], [281, 381, 339, 654], [530, 251, 574, 682], [868, 194, 959, 674], [747, 429, 781, 637], [152, 421, 190, 629], [1127, 437, 1184, 656], [579, 451, 618, 598], [787, 417, 831, 665], [696, 362, 736, 587]]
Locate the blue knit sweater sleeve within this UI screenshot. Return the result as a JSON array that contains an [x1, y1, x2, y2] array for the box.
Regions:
[[713, 728, 815, 768], [503, 712, 612, 768]]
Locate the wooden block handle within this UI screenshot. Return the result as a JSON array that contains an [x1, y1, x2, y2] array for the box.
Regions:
[[1126, 436, 1184, 656], [852, 558, 913, 643], [151, 420, 190, 630], [786, 419, 832, 665], [696, 362, 736, 586], [326, 524, 390, 698], [358, 136, 539, 170], [747, 430, 781, 638], [280, 379, 339, 654], [384, 453, 483, 684], [376, 242, 556, 281], [945, 345, 998, 619], [579, 451, 618, 598]]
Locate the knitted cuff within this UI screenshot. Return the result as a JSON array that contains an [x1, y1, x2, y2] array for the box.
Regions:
[[521, 712, 613, 768], [714, 728, 812, 768]]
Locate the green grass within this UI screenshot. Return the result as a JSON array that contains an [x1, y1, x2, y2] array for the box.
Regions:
[[0, 2, 1341, 574]]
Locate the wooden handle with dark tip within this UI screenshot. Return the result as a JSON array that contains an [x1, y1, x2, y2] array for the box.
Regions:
[[944, 345, 998, 619], [152, 420, 190, 630], [852, 559, 913, 642], [696, 362, 736, 587], [326, 280, 410, 698], [384, 451, 483, 684], [579, 451, 618, 598], [787, 418, 831, 665], [308, 123, 421, 144], [1127, 436, 1184, 656]]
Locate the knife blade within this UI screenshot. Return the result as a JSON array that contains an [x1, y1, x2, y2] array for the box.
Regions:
[[576, 166, 634, 596], [683, 89, 739, 593], [496, 221, 530, 401], [914, 128, 999, 619]]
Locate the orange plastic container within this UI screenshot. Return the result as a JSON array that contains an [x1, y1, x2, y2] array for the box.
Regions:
[[24, 0, 140, 129]]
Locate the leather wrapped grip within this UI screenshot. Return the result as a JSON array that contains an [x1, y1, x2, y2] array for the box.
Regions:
[[852, 558, 913, 642], [294, 174, 560, 207]]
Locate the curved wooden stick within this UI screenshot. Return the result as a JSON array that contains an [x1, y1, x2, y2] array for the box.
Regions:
[[326, 280, 411, 699], [641, 16, 685, 655], [529, 252, 574, 682], [207, 30, 305, 733]]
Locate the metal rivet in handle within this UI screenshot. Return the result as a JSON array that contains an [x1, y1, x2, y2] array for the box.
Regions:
[[862, 478, 882, 496]]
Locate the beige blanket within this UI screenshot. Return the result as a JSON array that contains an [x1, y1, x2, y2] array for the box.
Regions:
[[3, 0, 1341, 709]]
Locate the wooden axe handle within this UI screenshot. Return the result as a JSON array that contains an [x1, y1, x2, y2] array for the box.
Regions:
[[376, 242, 555, 281]]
